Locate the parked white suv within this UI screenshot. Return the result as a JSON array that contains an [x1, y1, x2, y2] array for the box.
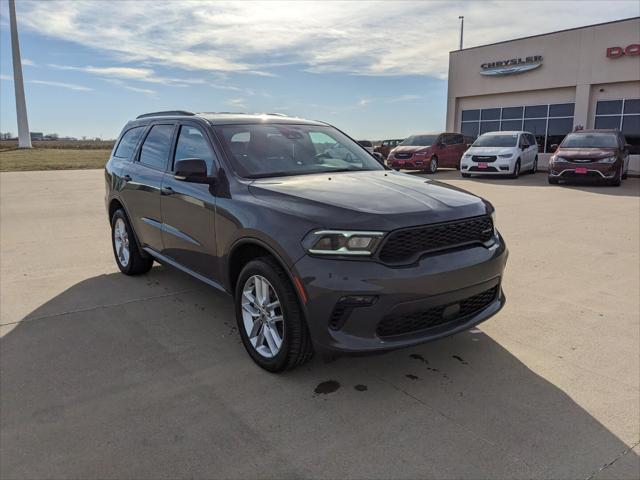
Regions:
[[460, 131, 538, 178]]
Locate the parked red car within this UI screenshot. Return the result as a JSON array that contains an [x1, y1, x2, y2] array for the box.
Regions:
[[387, 132, 467, 173], [374, 138, 404, 159]]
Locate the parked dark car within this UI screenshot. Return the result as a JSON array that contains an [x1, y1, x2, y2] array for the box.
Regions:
[[548, 129, 630, 186], [374, 138, 404, 159], [357, 139, 374, 153], [105, 111, 508, 372], [387, 132, 467, 173]]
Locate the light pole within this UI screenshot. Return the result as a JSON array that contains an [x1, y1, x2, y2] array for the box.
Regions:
[[458, 15, 464, 50], [9, 0, 32, 148]]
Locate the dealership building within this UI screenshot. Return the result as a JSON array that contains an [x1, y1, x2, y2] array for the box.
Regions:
[[446, 17, 640, 173]]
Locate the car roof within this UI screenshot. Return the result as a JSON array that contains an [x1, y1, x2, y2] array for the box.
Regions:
[[568, 129, 619, 134], [481, 131, 524, 135], [132, 111, 328, 127]]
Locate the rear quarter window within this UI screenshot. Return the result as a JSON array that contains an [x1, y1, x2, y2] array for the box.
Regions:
[[114, 126, 145, 159]]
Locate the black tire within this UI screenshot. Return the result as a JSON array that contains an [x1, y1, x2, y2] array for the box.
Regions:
[[548, 176, 559, 185], [461, 172, 471, 178], [610, 167, 622, 187], [622, 169, 628, 180], [425, 156, 438, 174], [235, 256, 313, 372], [111, 209, 153, 275], [531, 156, 538, 174], [510, 160, 521, 179]]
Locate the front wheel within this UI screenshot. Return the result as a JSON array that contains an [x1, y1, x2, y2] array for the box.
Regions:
[[510, 160, 521, 179], [548, 176, 559, 185], [425, 156, 438, 174], [111, 209, 153, 275], [461, 172, 471, 178], [610, 167, 622, 187], [235, 257, 314, 372], [531, 156, 538, 174]]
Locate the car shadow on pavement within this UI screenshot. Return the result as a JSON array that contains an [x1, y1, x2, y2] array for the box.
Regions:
[[1, 268, 638, 479], [405, 170, 640, 198]]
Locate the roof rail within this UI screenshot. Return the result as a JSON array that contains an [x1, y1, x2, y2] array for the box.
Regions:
[[136, 110, 195, 119]]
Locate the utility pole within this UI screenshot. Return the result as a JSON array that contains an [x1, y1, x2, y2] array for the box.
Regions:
[[9, 0, 32, 148], [458, 16, 464, 50]]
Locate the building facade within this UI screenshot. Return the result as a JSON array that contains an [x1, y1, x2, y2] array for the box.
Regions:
[[446, 17, 640, 173]]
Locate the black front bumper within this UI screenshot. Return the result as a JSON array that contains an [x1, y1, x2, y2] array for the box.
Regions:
[[293, 234, 508, 354]]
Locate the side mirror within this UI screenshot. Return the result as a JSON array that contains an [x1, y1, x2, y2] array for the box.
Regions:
[[550, 144, 558, 152], [372, 152, 384, 164], [174, 158, 214, 184]]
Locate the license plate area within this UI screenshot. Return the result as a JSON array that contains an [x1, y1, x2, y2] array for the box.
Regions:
[[575, 167, 588, 174], [478, 162, 488, 169]]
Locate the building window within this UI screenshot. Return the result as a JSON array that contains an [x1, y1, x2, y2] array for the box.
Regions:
[[460, 102, 575, 152], [595, 98, 640, 154]]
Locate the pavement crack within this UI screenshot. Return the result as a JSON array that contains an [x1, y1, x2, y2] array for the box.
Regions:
[[1, 289, 199, 327], [584, 441, 640, 480]]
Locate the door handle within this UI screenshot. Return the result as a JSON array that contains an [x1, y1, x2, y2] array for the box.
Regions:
[[161, 186, 175, 195], [123, 174, 132, 182]]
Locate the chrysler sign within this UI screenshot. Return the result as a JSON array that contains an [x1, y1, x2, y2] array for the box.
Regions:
[[480, 55, 543, 76]]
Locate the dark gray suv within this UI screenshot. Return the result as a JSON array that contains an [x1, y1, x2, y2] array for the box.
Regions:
[[105, 111, 508, 372]]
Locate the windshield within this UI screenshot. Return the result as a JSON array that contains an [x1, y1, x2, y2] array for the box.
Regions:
[[214, 124, 384, 178], [472, 134, 518, 147], [561, 133, 618, 149], [400, 135, 438, 146]]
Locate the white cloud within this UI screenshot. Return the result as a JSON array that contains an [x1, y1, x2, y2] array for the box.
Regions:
[[226, 98, 248, 110], [14, 1, 640, 78], [22, 59, 36, 66], [0, 73, 10, 81], [47, 64, 205, 87], [29, 79, 92, 91], [103, 78, 156, 95]]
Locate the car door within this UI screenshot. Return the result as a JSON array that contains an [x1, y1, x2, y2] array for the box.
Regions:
[[160, 122, 218, 280], [518, 134, 532, 169], [439, 134, 457, 167], [120, 123, 176, 252], [450, 134, 466, 167]]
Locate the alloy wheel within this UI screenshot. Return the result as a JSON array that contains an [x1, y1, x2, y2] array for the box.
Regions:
[[430, 157, 438, 173], [241, 275, 284, 358], [113, 218, 130, 267]]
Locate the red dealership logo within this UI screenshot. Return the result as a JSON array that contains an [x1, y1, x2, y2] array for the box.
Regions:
[[606, 44, 640, 58]]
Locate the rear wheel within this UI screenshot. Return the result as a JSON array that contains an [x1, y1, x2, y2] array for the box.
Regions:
[[111, 209, 153, 275], [425, 156, 438, 174], [531, 156, 538, 174], [235, 257, 313, 372]]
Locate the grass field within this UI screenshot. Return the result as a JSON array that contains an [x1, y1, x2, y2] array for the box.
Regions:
[[0, 140, 115, 151], [0, 148, 111, 172]]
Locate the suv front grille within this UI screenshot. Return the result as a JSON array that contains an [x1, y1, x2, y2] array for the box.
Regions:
[[472, 155, 497, 162], [376, 286, 498, 338], [394, 152, 413, 159], [378, 215, 494, 264]]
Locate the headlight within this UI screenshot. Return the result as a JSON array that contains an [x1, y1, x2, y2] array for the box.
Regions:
[[491, 210, 498, 235], [463, 153, 471, 158], [498, 153, 513, 158], [303, 230, 385, 256], [598, 156, 617, 163]]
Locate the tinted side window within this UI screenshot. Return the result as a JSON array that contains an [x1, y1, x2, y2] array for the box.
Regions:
[[114, 127, 145, 159], [453, 134, 464, 144], [174, 126, 216, 173], [139, 125, 174, 170]]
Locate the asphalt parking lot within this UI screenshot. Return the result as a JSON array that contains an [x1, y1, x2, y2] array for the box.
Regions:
[[1, 169, 639, 479]]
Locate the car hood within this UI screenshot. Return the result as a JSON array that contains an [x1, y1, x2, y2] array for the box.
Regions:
[[465, 147, 516, 156], [393, 145, 431, 154], [248, 170, 488, 231], [555, 148, 616, 159]]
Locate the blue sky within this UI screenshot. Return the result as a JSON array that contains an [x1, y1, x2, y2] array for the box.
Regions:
[[1, 0, 639, 139]]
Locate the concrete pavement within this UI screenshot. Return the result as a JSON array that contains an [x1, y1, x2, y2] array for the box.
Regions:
[[1, 169, 638, 479]]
